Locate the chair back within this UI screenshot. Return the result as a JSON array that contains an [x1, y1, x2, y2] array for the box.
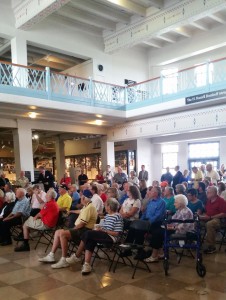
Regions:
[[130, 219, 151, 232]]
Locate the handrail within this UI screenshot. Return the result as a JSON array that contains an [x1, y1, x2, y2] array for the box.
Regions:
[[0, 59, 45, 71], [1, 57, 226, 108]]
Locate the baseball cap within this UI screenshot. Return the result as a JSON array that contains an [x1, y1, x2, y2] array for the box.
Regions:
[[160, 181, 168, 187], [59, 184, 68, 191], [83, 189, 92, 198]]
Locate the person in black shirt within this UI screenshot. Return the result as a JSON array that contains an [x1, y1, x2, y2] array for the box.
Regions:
[[172, 166, 183, 193], [78, 168, 88, 187], [33, 166, 55, 192]]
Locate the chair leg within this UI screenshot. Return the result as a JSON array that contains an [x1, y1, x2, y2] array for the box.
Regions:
[[219, 228, 226, 251], [132, 260, 139, 279]]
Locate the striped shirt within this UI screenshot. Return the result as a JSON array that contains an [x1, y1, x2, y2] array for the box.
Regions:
[[101, 213, 123, 241]]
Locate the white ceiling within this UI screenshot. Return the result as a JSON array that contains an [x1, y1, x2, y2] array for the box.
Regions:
[[48, 0, 226, 51]]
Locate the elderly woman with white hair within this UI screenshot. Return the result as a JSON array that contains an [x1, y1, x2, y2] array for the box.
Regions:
[[171, 194, 194, 234], [0, 192, 16, 219]]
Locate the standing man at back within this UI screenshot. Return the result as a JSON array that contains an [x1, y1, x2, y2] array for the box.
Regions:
[[161, 167, 173, 186], [34, 166, 55, 192], [138, 165, 149, 182], [172, 165, 183, 193], [206, 164, 219, 185]]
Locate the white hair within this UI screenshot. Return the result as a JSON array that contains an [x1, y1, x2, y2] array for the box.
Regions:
[[5, 192, 16, 202], [47, 189, 57, 199], [174, 194, 188, 207]]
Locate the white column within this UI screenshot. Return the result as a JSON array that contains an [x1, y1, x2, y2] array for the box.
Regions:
[[11, 35, 27, 65], [13, 120, 34, 181], [178, 142, 188, 172], [101, 137, 115, 170], [151, 143, 162, 184], [55, 138, 65, 182], [136, 138, 152, 186], [220, 137, 226, 166], [11, 35, 28, 87]]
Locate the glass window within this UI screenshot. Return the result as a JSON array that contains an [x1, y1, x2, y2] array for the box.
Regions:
[[161, 68, 178, 95], [161, 144, 178, 175], [189, 142, 219, 159], [195, 63, 213, 87], [162, 144, 179, 153]]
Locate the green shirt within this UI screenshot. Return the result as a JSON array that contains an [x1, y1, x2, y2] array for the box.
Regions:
[[164, 196, 176, 214]]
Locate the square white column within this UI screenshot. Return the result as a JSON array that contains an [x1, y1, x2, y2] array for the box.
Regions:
[[136, 138, 152, 185], [13, 120, 34, 181], [101, 137, 115, 171], [55, 138, 65, 182]]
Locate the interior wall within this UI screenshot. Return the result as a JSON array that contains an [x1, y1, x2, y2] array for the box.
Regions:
[[63, 60, 93, 78], [64, 139, 137, 157]]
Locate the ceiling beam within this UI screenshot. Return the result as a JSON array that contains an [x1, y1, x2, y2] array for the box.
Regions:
[[172, 27, 192, 37], [14, 0, 71, 30], [32, 59, 71, 70], [149, 0, 164, 9], [208, 12, 226, 24], [56, 6, 116, 30], [157, 34, 177, 43], [104, 0, 226, 53], [190, 20, 209, 31], [0, 41, 11, 56], [143, 40, 163, 48], [69, 0, 130, 24], [102, 0, 146, 16]]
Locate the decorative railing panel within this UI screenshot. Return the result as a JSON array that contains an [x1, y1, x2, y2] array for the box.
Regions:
[[1, 58, 226, 109], [51, 72, 91, 99], [93, 81, 125, 105]]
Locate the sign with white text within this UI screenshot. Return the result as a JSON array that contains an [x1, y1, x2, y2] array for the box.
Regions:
[[185, 89, 226, 104]]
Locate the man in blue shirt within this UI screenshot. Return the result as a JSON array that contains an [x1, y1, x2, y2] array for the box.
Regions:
[[141, 186, 166, 263], [141, 186, 166, 223], [113, 166, 128, 185], [0, 188, 30, 245], [125, 186, 165, 261]]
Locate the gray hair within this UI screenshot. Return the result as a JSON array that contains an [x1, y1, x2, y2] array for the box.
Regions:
[[106, 198, 119, 212], [5, 192, 16, 202], [176, 184, 186, 194], [107, 187, 120, 200], [47, 189, 57, 199], [165, 187, 174, 195], [174, 194, 188, 207]]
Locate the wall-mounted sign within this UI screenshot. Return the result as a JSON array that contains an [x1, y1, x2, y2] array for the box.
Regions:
[[185, 89, 226, 105]]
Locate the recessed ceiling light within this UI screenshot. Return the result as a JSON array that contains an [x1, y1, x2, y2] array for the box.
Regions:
[[29, 106, 37, 110], [96, 114, 102, 118], [28, 112, 37, 118]]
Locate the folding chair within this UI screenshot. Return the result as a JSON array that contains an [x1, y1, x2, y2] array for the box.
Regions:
[[34, 212, 64, 252], [217, 218, 226, 251], [111, 219, 152, 279]]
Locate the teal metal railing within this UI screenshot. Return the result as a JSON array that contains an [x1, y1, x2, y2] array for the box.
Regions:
[[0, 58, 226, 110]]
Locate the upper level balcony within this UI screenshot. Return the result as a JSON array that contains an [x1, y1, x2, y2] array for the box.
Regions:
[[0, 58, 226, 116]]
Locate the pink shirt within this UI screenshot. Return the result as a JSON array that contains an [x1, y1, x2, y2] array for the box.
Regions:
[[31, 190, 47, 209]]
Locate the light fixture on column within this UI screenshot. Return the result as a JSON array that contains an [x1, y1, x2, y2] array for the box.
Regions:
[[28, 112, 37, 119], [32, 134, 39, 140]]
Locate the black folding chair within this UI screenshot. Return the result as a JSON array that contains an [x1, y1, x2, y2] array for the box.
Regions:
[[111, 219, 152, 279], [34, 212, 64, 252]]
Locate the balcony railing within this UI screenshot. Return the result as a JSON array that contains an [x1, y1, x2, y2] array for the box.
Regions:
[[0, 58, 226, 110]]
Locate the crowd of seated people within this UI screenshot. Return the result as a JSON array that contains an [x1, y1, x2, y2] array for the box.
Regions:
[[1, 162, 226, 277]]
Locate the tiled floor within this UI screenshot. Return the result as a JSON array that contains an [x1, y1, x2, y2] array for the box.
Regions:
[[1, 241, 226, 300]]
